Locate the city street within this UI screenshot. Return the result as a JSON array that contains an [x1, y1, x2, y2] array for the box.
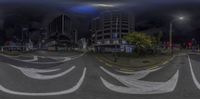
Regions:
[[1, 0, 200, 99], [0, 52, 200, 99]]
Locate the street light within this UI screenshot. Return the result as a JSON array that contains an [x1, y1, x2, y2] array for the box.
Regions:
[[169, 16, 185, 55], [92, 4, 115, 7], [179, 16, 184, 20]]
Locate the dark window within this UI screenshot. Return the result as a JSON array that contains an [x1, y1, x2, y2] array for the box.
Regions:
[[122, 30, 128, 33], [104, 26, 111, 28], [104, 30, 111, 33], [112, 29, 120, 32], [122, 22, 128, 24], [97, 31, 102, 34], [104, 22, 111, 25], [122, 25, 128, 28], [104, 35, 111, 39], [112, 25, 120, 28], [97, 36, 102, 40]]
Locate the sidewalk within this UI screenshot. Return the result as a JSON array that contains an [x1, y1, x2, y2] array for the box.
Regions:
[[96, 53, 173, 71]]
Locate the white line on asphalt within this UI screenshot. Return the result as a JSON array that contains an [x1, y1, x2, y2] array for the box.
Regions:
[[0, 52, 86, 64], [0, 67, 87, 96], [187, 55, 200, 89], [9, 64, 76, 80], [101, 66, 161, 80], [22, 52, 86, 64], [0, 54, 38, 62], [162, 55, 175, 65], [22, 56, 38, 62], [100, 66, 179, 94], [116, 66, 161, 75]]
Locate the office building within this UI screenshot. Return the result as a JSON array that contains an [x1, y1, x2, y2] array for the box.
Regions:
[[47, 14, 77, 48], [91, 10, 135, 52]]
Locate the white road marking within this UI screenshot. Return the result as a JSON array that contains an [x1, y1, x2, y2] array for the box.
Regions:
[[100, 66, 179, 94], [0, 54, 38, 62], [22, 56, 38, 62], [9, 64, 75, 80], [116, 67, 161, 75], [188, 55, 200, 89], [0, 52, 86, 64], [23, 52, 86, 64], [101, 66, 161, 80], [0, 67, 87, 96]]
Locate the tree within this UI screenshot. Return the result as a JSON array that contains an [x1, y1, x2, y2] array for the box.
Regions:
[[123, 32, 156, 55]]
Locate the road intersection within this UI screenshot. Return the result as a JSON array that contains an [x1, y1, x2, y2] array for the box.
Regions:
[[0, 52, 200, 99]]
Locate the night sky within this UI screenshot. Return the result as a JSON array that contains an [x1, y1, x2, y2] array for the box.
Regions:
[[1, 0, 200, 43]]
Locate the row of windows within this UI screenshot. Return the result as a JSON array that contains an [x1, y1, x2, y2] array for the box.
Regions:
[[104, 26, 128, 30], [104, 22, 128, 25], [97, 29, 129, 34], [97, 34, 126, 40], [104, 22, 128, 24], [103, 24, 128, 27], [103, 19, 128, 22]]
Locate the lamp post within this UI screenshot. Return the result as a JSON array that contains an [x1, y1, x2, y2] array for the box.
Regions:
[[169, 16, 185, 55], [113, 17, 119, 62]]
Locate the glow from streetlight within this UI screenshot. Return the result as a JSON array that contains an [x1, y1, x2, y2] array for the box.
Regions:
[[91, 3, 119, 8], [94, 4, 114, 7], [178, 16, 185, 20]]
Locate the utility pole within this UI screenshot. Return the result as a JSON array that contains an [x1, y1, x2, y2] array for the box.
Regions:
[[114, 17, 119, 62], [169, 22, 173, 55]]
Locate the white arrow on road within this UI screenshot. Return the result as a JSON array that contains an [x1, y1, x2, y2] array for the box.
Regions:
[[9, 64, 76, 80], [100, 66, 179, 94], [22, 52, 86, 64], [0, 67, 87, 96]]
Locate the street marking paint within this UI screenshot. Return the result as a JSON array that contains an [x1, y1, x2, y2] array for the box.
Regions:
[[0, 54, 38, 62], [0, 67, 87, 96], [1, 52, 86, 64], [22, 56, 38, 62], [116, 66, 162, 77], [10, 64, 76, 80], [100, 66, 179, 94], [29, 52, 86, 64], [188, 55, 200, 89]]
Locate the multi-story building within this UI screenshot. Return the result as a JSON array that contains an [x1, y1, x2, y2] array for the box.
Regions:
[[47, 14, 77, 48], [91, 10, 135, 52]]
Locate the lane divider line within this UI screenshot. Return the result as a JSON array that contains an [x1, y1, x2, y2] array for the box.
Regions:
[[188, 55, 200, 89], [0, 67, 87, 96]]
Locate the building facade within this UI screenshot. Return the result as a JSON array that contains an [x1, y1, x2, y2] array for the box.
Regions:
[[47, 14, 76, 49], [91, 10, 135, 52]]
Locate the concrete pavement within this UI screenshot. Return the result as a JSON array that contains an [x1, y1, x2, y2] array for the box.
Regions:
[[0, 52, 200, 99]]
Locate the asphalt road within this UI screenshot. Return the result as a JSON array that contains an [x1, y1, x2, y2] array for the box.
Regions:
[[0, 52, 200, 99]]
